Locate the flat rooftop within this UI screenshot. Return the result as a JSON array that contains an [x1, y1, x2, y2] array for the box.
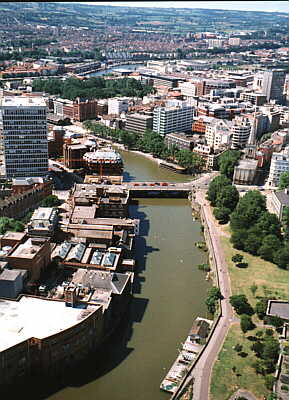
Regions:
[[0, 296, 100, 352], [9, 238, 43, 259], [267, 300, 289, 320], [0, 96, 46, 107]]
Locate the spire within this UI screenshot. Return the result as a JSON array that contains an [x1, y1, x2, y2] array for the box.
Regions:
[[248, 106, 257, 145]]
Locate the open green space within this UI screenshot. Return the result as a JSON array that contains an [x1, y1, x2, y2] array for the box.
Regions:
[[221, 235, 289, 307], [210, 324, 270, 400]]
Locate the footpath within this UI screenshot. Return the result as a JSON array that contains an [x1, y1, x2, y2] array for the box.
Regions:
[[172, 190, 235, 400]]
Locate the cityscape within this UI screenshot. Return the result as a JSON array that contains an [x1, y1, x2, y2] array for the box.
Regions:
[[1, 2, 289, 400]]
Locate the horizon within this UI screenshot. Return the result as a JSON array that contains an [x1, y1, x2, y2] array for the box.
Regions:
[[79, 1, 289, 13]]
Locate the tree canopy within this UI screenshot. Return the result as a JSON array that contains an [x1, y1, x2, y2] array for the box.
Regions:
[[229, 294, 254, 315], [279, 171, 289, 189], [33, 77, 155, 100], [0, 217, 25, 235], [217, 150, 242, 179]]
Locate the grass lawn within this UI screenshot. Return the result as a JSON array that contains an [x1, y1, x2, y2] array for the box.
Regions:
[[210, 232, 288, 399], [220, 235, 289, 308], [210, 324, 270, 400]]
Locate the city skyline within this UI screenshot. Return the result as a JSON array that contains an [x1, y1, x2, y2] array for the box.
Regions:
[[82, 1, 289, 13]]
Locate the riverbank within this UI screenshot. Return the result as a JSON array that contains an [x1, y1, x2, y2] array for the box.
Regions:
[[172, 188, 233, 400]]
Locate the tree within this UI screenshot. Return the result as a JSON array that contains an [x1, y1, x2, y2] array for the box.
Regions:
[[250, 284, 258, 296], [267, 315, 284, 329], [229, 294, 254, 315], [240, 314, 256, 333], [40, 195, 61, 207], [0, 217, 25, 235], [217, 150, 242, 179], [207, 175, 232, 206], [213, 207, 231, 224], [282, 206, 289, 240], [205, 286, 222, 314], [258, 234, 282, 262], [232, 254, 243, 264], [279, 171, 289, 189], [262, 336, 279, 363], [255, 212, 282, 239], [216, 185, 239, 211], [255, 299, 268, 320], [273, 244, 289, 269], [230, 229, 247, 250], [230, 190, 267, 231]]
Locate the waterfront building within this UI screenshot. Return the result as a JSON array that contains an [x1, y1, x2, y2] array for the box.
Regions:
[[164, 132, 195, 151], [83, 148, 123, 176], [125, 113, 153, 136], [262, 69, 286, 104], [0, 97, 48, 178], [153, 104, 194, 136], [268, 148, 289, 186]]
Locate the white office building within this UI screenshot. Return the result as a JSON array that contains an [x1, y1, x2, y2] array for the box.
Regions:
[[153, 103, 194, 135], [108, 97, 129, 115], [205, 119, 232, 150], [0, 96, 48, 178], [268, 148, 289, 187], [231, 116, 251, 149]]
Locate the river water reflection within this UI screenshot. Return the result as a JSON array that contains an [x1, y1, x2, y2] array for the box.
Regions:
[[47, 150, 210, 400]]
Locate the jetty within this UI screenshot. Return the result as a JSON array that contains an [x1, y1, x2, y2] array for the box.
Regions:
[[160, 317, 213, 394]]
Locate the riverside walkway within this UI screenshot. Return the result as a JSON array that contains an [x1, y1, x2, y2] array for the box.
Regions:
[[172, 189, 235, 400]]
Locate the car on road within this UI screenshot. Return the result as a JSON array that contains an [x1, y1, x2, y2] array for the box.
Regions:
[[161, 182, 168, 186]]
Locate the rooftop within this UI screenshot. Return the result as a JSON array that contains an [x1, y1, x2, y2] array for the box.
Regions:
[[9, 238, 45, 259], [267, 300, 289, 321], [274, 190, 289, 206], [0, 296, 100, 352], [0, 96, 46, 108]]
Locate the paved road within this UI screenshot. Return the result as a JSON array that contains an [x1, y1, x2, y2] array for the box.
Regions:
[[192, 192, 235, 400], [173, 189, 235, 400]]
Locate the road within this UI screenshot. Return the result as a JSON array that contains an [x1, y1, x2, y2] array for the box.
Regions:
[[174, 188, 235, 400]]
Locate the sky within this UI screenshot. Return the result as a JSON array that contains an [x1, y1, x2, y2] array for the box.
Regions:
[[82, 1, 289, 13]]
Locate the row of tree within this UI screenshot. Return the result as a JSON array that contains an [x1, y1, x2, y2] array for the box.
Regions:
[[207, 166, 289, 269], [32, 77, 155, 101], [84, 122, 205, 173]]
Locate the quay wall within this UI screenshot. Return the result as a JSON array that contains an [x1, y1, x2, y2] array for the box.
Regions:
[[171, 195, 222, 400]]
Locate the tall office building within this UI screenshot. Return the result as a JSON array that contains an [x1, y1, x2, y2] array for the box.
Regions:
[[153, 103, 194, 135], [262, 69, 286, 104], [0, 97, 48, 178]]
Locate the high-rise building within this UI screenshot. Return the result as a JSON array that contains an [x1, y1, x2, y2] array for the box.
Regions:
[[125, 113, 153, 136], [262, 69, 286, 104], [153, 103, 194, 135], [0, 97, 48, 178], [108, 97, 129, 115]]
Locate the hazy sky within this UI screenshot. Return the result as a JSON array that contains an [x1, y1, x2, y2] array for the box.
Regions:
[[83, 1, 289, 13]]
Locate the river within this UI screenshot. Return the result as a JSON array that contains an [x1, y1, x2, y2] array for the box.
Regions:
[[88, 63, 145, 77], [47, 151, 210, 400]]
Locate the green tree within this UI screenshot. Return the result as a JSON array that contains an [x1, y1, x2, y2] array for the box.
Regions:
[[230, 190, 267, 231], [207, 175, 232, 206], [216, 184, 239, 211], [0, 217, 25, 235], [232, 254, 243, 264], [273, 244, 289, 269], [255, 212, 282, 239], [230, 229, 247, 250], [258, 234, 282, 262], [229, 294, 254, 315], [262, 336, 279, 363], [205, 286, 222, 314], [40, 195, 61, 207], [217, 149, 241, 179], [279, 171, 289, 189], [213, 207, 231, 224], [250, 283, 258, 296], [282, 206, 289, 240], [240, 314, 256, 333], [255, 299, 268, 320]]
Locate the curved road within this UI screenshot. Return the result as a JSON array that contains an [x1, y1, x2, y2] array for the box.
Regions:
[[175, 189, 235, 400]]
